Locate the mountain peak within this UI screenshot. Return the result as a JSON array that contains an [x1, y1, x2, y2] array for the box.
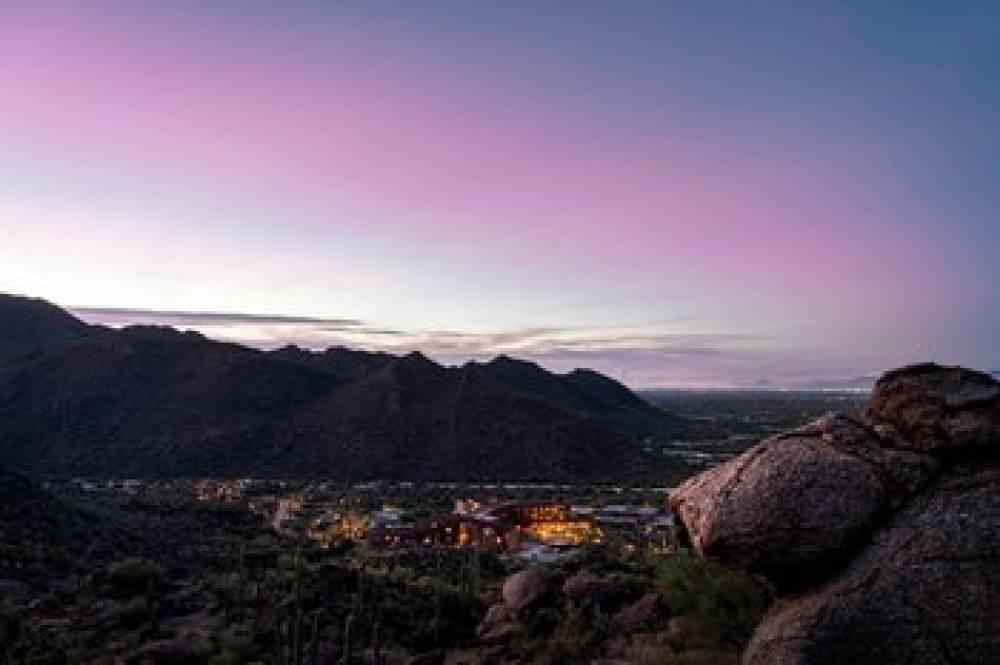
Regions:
[[401, 350, 439, 367], [0, 293, 97, 363], [488, 353, 537, 367]]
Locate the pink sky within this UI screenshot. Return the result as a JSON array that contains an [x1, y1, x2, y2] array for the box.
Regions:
[[1, 2, 996, 386]]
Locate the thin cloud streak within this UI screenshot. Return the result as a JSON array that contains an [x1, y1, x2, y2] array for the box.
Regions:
[[72, 305, 809, 388], [76, 306, 766, 357], [72, 306, 369, 330]]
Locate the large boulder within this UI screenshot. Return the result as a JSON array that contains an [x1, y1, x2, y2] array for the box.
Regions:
[[670, 414, 936, 586], [476, 567, 553, 646], [864, 363, 1000, 453], [475, 602, 516, 644], [671, 363, 1000, 664], [501, 567, 550, 614], [744, 460, 1000, 664]]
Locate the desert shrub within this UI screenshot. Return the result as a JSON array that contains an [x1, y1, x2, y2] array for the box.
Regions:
[[23, 646, 67, 665], [401, 581, 482, 650], [118, 594, 151, 628], [655, 553, 771, 650], [213, 623, 259, 663], [542, 604, 606, 663], [0, 603, 21, 649], [107, 558, 162, 597], [613, 632, 674, 665]]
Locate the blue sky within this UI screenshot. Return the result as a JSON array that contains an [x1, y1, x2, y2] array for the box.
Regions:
[[1, 1, 997, 386]]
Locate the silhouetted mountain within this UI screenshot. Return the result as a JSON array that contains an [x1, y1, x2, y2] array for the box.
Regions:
[[0, 294, 99, 365], [0, 294, 688, 481]]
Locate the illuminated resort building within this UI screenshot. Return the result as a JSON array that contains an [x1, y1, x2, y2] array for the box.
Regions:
[[365, 499, 600, 552], [307, 511, 369, 548]]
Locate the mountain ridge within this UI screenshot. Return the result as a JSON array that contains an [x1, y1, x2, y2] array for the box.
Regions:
[[0, 294, 689, 481]]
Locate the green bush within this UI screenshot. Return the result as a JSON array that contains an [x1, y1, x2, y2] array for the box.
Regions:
[[0, 603, 21, 649], [108, 558, 162, 597], [118, 595, 151, 628], [655, 553, 771, 650], [210, 623, 258, 664]]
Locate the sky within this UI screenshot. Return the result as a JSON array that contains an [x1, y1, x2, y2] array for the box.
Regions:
[[1, 1, 998, 388]]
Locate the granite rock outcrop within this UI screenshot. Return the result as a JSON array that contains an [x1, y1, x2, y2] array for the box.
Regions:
[[670, 363, 1000, 664]]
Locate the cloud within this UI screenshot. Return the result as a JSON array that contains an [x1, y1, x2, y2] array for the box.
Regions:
[[72, 306, 365, 329], [72, 304, 878, 388], [73, 306, 760, 354]]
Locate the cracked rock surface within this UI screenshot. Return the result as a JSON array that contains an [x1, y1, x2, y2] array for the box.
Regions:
[[670, 363, 1000, 665]]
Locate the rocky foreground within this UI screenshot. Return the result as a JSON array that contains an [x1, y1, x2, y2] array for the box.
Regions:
[[670, 363, 1000, 664]]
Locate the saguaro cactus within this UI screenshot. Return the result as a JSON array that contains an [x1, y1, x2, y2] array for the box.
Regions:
[[371, 620, 382, 665], [342, 612, 354, 665]]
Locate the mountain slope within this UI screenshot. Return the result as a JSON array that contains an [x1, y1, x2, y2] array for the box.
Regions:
[[0, 294, 98, 365], [0, 468, 110, 587], [0, 294, 689, 481]]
